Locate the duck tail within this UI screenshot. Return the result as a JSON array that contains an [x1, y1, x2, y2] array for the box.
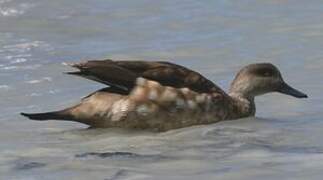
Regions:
[[20, 109, 74, 121]]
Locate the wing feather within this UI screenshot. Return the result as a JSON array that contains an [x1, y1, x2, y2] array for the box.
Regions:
[[66, 59, 225, 95]]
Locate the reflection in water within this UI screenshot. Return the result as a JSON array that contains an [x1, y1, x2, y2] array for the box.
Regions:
[[75, 151, 168, 161], [14, 161, 46, 171]]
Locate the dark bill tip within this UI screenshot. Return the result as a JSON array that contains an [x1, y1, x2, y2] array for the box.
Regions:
[[278, 82, 308, 98]]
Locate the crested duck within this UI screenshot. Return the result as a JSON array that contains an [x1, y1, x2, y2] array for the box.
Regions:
[[21, 60, 307, 131]]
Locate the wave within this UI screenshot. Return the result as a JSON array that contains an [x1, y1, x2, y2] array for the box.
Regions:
[[0, 1, 34, 17]]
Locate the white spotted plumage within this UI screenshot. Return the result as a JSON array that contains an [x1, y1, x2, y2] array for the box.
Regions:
[[110, 99, 131, 121]]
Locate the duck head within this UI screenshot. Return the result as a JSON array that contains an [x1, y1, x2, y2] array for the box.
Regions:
[[229, 63, 308, 99]]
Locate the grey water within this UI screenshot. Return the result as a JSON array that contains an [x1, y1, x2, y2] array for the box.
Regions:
[[0, 0, 322, 179]]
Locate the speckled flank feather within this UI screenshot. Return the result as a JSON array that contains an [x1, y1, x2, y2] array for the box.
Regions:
[[85, 77, 227, 131], [65, 77, 224, 130]]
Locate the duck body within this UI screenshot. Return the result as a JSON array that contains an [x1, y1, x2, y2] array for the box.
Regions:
[[61, 79, 251, 131], [21, 60, 307, 131]]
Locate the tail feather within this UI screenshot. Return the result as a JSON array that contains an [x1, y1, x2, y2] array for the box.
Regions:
[[20, 110, 73, 121]]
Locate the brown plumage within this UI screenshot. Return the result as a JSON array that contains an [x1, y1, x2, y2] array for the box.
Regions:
[[21, 60, 307, 131], [67, 60, 225, 95]]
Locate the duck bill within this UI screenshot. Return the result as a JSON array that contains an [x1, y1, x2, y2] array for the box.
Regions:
[[278, 82, 308, 98]]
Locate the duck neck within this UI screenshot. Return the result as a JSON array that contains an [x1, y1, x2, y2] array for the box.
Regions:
[[227, 91, 256, 119]]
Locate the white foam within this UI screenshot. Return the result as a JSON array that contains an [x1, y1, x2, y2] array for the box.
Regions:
[[3, 41, 51, 55], [10, 58, 27, 64], [0, 7, 23, 16], [48, 90, 60, 94], [0, 2, 34, 17], [4, 41, 45, 50], [2, 66, 17, 70], [25, 77, 52, 84], [30, 93, 42, 97], [0, 85, 10, 90], [6, 54, 31, 60]]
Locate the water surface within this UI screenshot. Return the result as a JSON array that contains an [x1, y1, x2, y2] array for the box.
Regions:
[[1, 0, 323, 179]]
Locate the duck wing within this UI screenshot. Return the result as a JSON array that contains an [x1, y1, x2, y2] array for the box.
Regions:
[[67, 60, 137, 91], [66, 59, 225, 94]]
